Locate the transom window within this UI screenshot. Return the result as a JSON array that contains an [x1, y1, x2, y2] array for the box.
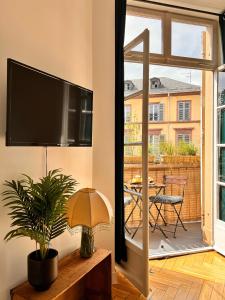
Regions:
[[171, 20, 212, 60], [125, 14, 162, 54], [178, 101, 191, 121], [126, 6, 218, 70], [149, 103, 164, 121]]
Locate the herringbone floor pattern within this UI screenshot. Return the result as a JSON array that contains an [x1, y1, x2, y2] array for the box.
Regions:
[[150, 251, 225, 299], [112, 272, 146, 299], [113, 251, 225, 299]]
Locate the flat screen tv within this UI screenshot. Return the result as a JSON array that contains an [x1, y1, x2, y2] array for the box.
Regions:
[[6, 59, 93, 147]]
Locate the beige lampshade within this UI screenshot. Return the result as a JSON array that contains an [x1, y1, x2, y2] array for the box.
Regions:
[[67, 188, 111, 229]]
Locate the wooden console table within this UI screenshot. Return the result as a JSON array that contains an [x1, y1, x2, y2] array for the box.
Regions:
[[11, 248, 111, 300]]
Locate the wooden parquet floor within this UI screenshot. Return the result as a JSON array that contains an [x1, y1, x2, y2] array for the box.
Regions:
[[112, 271, 146, 300], [149, 251, 225, 300], [113, 251, 225, 300]]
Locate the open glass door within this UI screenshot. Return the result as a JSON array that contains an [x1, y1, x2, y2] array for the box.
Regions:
[[214, 65, 225, 255], [120, 30, 150, 298]]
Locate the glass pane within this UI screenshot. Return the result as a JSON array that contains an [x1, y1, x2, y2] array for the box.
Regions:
[[219, 186, 225, 221], [124, 123, 142, 144], [219, 148, 225, 182], [218, 108, 225, 144], [172, 21, 212, 60], [125, 15, 162, 54], [218, 71, 225, 106], [124, 42, 143, 245]]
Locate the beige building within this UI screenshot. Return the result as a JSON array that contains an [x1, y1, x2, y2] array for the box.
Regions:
[[124, 77, 201, 155]]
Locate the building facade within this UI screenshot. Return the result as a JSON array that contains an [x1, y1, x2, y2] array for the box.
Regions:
[[124, 77, 201, 156]]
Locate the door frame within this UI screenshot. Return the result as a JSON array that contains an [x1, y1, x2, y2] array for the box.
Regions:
[[213, 64, 225, 255], [121, 29, 150, 298]]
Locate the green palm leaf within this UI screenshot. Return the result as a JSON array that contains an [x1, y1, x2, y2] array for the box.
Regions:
[[2, 169, 78, 259]]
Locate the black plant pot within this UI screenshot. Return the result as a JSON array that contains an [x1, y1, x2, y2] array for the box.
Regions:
[[28, 248, 58, 291]]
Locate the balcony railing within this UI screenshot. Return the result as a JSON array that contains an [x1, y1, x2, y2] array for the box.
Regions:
[[124, 156, 201, 226]]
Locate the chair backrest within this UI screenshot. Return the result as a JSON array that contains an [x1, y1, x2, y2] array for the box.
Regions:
[[163, 175, 187, 197], [163, 175, 187, 185]]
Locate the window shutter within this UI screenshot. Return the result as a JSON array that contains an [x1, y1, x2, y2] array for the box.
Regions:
[[177, 134, 182, 143], [160, 134, 165, 142], [153, 135, 160, 155], [185, 102, 191, 120], [149, 104, 153, 121], [184, 134, 190, 143], [178, 101, 191, 121], [124, 130, 128, 143], [178, 102, 184, 121], [159, 103, 164, 121], [148, 104, 152, 121], [125, 105, 131, 122], [149, 134, 153, 144], [154, 135, 160, 145]]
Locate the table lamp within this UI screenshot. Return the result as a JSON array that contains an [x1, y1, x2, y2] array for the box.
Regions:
[[67, 188, 112, 258]]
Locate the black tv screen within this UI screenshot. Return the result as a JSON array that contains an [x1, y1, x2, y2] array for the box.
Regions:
[[6, 59, 93, 146]]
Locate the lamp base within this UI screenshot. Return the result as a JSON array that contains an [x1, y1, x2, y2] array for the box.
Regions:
[[80, 226, 94, 258]]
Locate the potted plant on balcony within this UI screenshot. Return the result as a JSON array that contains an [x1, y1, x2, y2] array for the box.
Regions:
[[176, 141, 199, 164], [2, 169, 77, 291], [160, 141, 175, 164]]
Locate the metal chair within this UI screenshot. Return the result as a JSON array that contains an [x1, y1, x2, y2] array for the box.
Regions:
[[149, 175, 188, 238], [124, 186, 142, 238], [124, 195, 132, 235]]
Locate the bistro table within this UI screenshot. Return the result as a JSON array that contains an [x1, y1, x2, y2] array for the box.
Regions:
[[124, 182, 165, 239]]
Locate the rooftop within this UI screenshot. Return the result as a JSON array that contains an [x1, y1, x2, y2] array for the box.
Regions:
[[124, 77, 201, 98]]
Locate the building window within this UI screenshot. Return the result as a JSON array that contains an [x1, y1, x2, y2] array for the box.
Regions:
[[175, 128, 192, 144], [150, 77, 162, 89], [178, 101, 191, 121], [149, 134, 158, 145], [148, 131, 165, 155], [177, 133, 191, 144], [176, 132, 191, 144], [124, 105, 132, 123], [124, 80, 134, 91], [149, 134, 165, 144], [149, 103, 164, 121]]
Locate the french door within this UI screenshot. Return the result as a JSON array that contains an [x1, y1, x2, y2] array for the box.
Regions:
[[120, 30, 150, 298], [214, 65, 225, 255]]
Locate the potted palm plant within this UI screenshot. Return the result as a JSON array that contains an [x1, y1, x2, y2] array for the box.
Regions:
[[2, 169, 78, 291]]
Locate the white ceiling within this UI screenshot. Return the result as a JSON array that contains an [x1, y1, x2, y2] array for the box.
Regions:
[[144, 0, 225, 13]]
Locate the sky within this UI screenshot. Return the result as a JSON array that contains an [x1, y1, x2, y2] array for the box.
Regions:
[[124, 15, 209, 86], [124, 63, 202, 86]]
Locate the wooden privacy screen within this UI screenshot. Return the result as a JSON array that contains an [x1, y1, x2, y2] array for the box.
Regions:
[[124, 158, 201, 225]]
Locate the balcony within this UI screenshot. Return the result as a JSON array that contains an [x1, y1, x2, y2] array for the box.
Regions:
[[124, 154, 209, 258]]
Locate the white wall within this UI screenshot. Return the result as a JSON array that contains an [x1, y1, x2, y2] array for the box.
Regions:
[[0, 1, 93, 299], [92, 0, 115, 263]]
